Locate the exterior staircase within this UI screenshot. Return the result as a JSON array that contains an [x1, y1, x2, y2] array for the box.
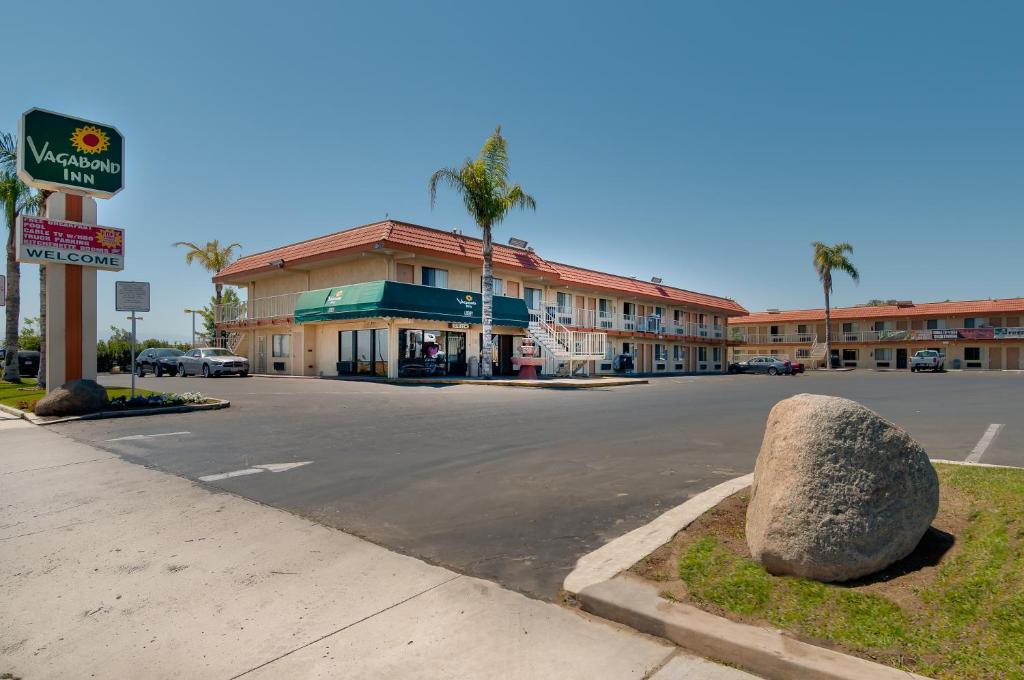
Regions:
[[807, 337, 827, 368], [527, 311, 606, 377]]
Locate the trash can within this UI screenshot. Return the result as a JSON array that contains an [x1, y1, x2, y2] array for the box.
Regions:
[[952, 358, 961, 369]]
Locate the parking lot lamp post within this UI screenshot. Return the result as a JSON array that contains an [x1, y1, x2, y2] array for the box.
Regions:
[[184, 308, 200, 348]]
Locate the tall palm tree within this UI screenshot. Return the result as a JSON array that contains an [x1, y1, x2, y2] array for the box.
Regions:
[[173, 240, 242, 345], [812, 241, 859, 369], [429, 126, 536, 378], [1, 171, 36, 381]]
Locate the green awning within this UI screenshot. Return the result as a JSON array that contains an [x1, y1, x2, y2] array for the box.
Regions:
[[293, 280, 529, 327]]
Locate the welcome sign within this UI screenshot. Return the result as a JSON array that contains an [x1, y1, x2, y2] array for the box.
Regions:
[[17, 108, 124, 198], [16, 215, 125, 271]]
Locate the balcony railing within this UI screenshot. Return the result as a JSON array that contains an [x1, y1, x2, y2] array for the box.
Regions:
[[215, 292, 301, 325], [731, 327, 1024, 344], [531, 302, 724, 338]]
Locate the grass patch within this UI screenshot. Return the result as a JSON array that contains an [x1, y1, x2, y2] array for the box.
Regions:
[[632, 464, 1024, 680], [0, 379, 162, 413]]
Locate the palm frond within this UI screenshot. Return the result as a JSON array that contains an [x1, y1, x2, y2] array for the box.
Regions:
[[428, 167, 466, 208], [0, 133, 17, 173], [480, 126, 509, 183]]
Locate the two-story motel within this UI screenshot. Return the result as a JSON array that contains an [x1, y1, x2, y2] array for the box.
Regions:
[[212, 220, 748, 379], [729, 298, 1024, 370]]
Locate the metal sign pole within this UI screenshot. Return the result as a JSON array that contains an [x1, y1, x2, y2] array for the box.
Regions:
[[130, 312, 137, 399]]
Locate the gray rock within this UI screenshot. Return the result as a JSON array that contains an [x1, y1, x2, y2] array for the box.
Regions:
[[745, 393, 939, 582], [33, 379, 109, 417]]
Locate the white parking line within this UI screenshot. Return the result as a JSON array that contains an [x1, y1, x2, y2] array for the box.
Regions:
[[105, 431, 191, 442], [965, 424, 1004, 463]]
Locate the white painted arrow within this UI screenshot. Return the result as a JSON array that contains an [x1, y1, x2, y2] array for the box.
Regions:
[[106, 431, 191, 442], [253, 462, 313, 473], [198, 461, 312, 483]]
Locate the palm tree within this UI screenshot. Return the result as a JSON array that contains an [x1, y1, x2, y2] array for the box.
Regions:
[[812, 241, 860, 369], [429, 126, 536, 378], [173, 240, 242, 345], [1, 171, 36, 381]]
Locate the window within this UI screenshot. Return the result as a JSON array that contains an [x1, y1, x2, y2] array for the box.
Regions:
[[770, 325, 780, 335], [623, 302, 636, 316], [842, 322, 854, 333], [698, 347, 708, 362], [622, 342, 632, 355], [874, 321, 885, 331], [673, 345, 685, 361], [556, 291, 572, 312], [963, 318, 976, 329], [480, 277, 503, 296], [713, 347, 721, 362], [842, 349, 858, 362], [524, 287, 541, 310], [797, 324, 808, 335], [654, 344, 667, 360], [654, 307, 665, 319], [272, 334, 291, 358], [964, 347, 981, 361], [875, 349, 892, 361], [926, 319, 939, 330], [422, 266, 448, 288], [505, 281, 520, 298]]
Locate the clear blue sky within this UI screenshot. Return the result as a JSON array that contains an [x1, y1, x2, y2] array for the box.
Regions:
[[3, 0, 1022, 341]]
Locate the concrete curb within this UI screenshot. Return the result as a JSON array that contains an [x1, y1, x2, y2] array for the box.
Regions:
[[577, 574, 929, 680], [412, 377, 648, 389], [0, 398, 230, 425], [564, 473, 753, 595], [931, 458, 1021, 469]]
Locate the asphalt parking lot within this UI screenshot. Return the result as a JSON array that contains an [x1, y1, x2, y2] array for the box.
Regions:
[[53, 370, 1024, 600]]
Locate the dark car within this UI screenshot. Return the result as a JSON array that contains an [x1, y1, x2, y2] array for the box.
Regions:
[[728, 355, 792, 376], [789, 360, 805, 374], [17, 350, 41, 377], [135, 348, 185, 377]]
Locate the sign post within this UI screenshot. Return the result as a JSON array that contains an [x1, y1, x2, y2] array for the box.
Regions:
[[16, 108, 125, 392], [116, 282, 150, 400]]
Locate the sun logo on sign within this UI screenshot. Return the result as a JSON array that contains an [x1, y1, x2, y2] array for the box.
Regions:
[[70, 125, 110, 155], [465, 295, 473, 302], [95, 229, 122, 249]]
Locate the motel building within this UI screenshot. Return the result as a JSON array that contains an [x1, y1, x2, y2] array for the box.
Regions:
[[211, 220, 748, 379], [728, 298, 1024, 370]]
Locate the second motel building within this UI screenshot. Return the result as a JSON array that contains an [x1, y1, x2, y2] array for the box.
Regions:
[[730, 298, 1024, 370], [212, 220, 748, 378]]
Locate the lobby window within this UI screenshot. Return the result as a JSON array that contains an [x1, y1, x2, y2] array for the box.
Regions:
[[524, 287, 541, 310], [926, 319, 939, 330], [964, 347, 981, 361], [422, 267, 448, 288], [272, 334, 290, 358], [480, 276, 503, 296]]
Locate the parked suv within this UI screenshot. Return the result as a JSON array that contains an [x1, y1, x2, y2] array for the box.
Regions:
[[728, 355, 792, 376], [135, 348, 185, 377], [910, 350, 944, 372], [177, 348, 249, 378]]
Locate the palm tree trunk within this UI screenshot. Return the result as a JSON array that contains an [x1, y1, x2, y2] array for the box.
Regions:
[[480, 224, 494, 378], [38, 265, 46, 388], [214, 283, 223, 347], [823, 282, 832, 370], [3, 217, 20, 381]]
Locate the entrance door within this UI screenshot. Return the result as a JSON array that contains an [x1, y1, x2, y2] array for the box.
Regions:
[[255, 335, 267, 374], [1007, 347, 1020, 370], [896, 348, 908, 369]]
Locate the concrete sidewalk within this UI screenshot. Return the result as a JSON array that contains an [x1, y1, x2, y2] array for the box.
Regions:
[[0, 419, 756, 679]]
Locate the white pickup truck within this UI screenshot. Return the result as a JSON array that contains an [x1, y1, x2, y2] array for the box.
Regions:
[[910, 349, 945, 372]]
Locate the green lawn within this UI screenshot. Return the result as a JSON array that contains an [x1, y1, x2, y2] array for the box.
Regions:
[[0, 379, 161, 412], [670, 464, 1024, 680]]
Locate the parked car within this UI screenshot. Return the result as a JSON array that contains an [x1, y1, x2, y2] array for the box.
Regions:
[[789, 360, 805, 374], [17, 350, 41, 377], [728, 355, 792, 376], [176, 347, 249, 377], [910, 350, 945, 372], [134, 348, 185, 377]]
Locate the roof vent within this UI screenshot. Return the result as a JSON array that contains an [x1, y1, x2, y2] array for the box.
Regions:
[[508, 237, 529, 249], [895, 300, 914, 308], [767, 308, 780, 314], [628, 275, 638, 279], [451, 228, 462, 235], [651, 276, 663, 284]]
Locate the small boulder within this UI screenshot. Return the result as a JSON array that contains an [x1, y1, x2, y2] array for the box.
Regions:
[[33, 379, 109, 417], [746, 393, 939, 582]]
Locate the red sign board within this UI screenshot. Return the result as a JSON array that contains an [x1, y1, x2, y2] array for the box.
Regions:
[[958, 328, 994, 340], [16, 215, 124, 271]]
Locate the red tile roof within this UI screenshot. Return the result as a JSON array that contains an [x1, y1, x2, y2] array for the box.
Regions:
[[214, 220, 748, 315], [732, 298, 1024, 325], [548, 262, 747, 315]]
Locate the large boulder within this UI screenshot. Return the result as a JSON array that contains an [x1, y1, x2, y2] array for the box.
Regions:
[[33, 379, 109, 417], [746, 393, 939, 582]]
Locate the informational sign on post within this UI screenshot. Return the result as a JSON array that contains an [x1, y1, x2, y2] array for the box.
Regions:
[[17, 108, 125, 198], [16, 215, 124, 271], [115, 281, 150, 312]]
